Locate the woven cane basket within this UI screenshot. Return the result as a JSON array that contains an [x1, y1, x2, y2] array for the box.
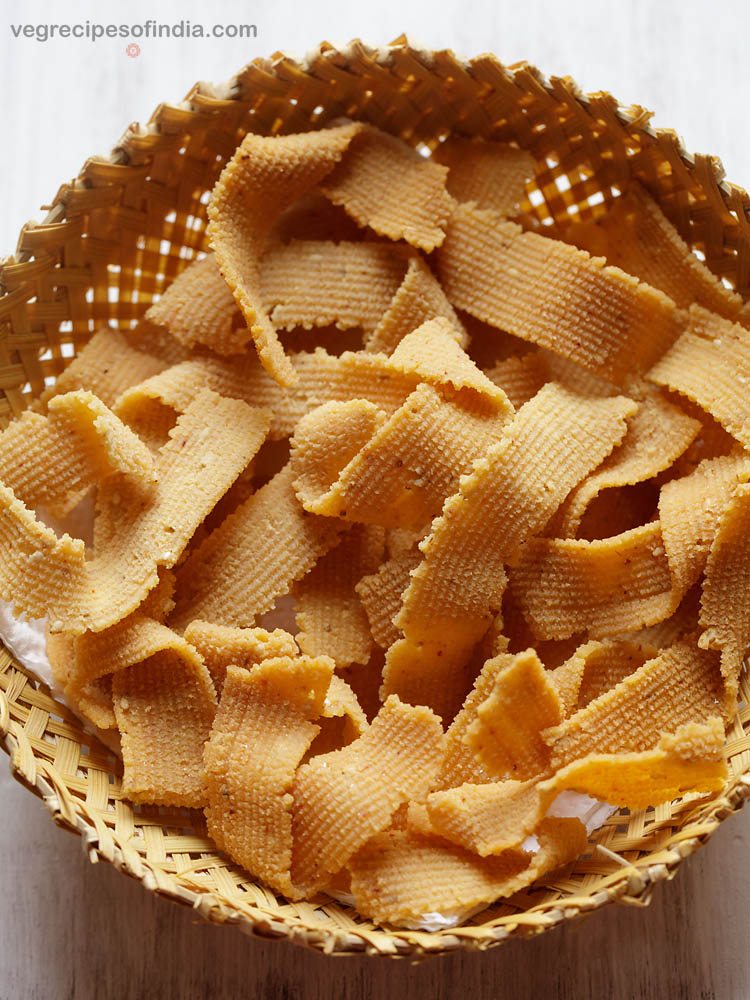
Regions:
[[2, 36, 750, 959]]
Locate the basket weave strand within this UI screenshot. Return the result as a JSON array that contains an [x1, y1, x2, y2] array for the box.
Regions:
[[2, 37, 750, 957]]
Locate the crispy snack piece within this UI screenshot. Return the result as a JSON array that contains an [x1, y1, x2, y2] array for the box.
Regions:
[[292, 386, 507, 532], [182, 620, 299, 692], [545, 638, 725, 769], [356, 548, 421, 650], [550, 639, 657, 716], [382, 385, 636, 716], [295, 525, 384, 667], [553, 386, 699, 538], [320, 127, 453, 252], [659, 453, 749, 596], [434, 137, 534, 216], [172, 464, 345, 630], [366, 256, 466, 355], [438, 205, 681, 386], [486, 348, 616, 411], [426, 778, 540, 856], [0, 390, 156, 519], [348, 817, 587, 927], [208, 123, 362, 384], [648, 306, 750, 447], [699, 478, 750, 710], [304, 673, 368, 759], [0, 391, 267, 632], [291, 695, 444, 893], [145, 254, 242, 355], [261, 240, 406, 332], [108, 622, 217, 807], [571, 185, 744, 320], [512, 522, 677, 641], [32, 329, 167, 412], [204, 656, 334, 898], [463, 650, 562, 781]]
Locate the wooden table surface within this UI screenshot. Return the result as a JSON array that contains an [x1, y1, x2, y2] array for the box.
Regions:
[[2, 1, 750, 996]]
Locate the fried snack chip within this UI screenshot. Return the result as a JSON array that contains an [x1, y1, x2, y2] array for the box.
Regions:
[[383, 384, 635, 716], [434, 137, 534, 216], [550, 639, 657, 716], [303, 673, 368, 759], [172, 464, 345, 629], [0, 389, 156, 519], [486, 348, 617, 411], [658, 453, 749, 596], [295, 525, 384, 666], [426, 778, 540, 856], [366, 256, 466, 356], [319, 126, 453, 252], [145, 254, 242, 355], [348, 817, 586, 927], [356, 548, 421, 650], [0, 391, 267, 632], [204, 656, 334, 898], [438, 205, 681, 386], [32, 329, 167, 413], [182, 620, 299, 692], [571, 185, 744, 320], [261, 240, 406, 332], [545, 638, 724, 769], [512, 522, 677, 641], [699, 479, 750, 710], [111, 624, 217, 807], [292, 385, 507, 532], [291, 695, 444, 893], [553, 386, 699, 538], [463, 650, 562, 780], [648, 306, 750, 447]]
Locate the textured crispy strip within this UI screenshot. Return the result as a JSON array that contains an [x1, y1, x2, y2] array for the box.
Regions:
[[648, 306, 750, 446], [383, 385, 636, 715], [304, 674, 368, 759], [0, 390, 156, 518], [512, 522, 678, 641], [438, 205, 681, 385], [699, 478, 750, 710], [271, 190, 366, 243], [292, 385, 508, 531], [464, 650, 562, 780], [125, 318, 192, 366], [261, 240, 406, 332], [554, 387, 699, 537], [366, 256, 466, 355], [320, 127, 453, 252], [32, 329, 167, 412], [110, 625, 217, 807], [356, 548, 421, 650], [659, 453, 749, 596], [551, 639, 657, 716], [0, 392, 267, 631], [203, 656, 333, 897], [585, 185, 744, 320], [145, 254, 242, 355], [182, 620, 299, 692], [486, 348, 616, 411], [434, 137, 534, 216], [172, 464, 345, 630], [295, 525, 384, 667], [291, 696, 444, 892], [426, 778, 541, 856], [545, 638, 725, 769], [348, 817, 586, 926], [540, 718, 727, 810], [208, 123, 362, 384]]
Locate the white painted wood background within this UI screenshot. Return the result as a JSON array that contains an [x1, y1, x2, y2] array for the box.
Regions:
[[2, 1, 750, 996]]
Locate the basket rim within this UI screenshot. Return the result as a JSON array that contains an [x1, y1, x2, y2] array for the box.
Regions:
[[2, 34, 750, 959]]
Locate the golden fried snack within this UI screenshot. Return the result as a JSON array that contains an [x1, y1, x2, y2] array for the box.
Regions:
[[356, 548, 421, 650], [438, 204, 681, 385], [426, 778, 540, 856], [383, 385, 636, 717], [295, 525, 384, 666], [434, 137, 534, 216], [291, 696, 444, 893], [203, 656, 334, 898], [182, 620, 299, 691], [550, 639, 657, 716], [303, 674, 368, 759]]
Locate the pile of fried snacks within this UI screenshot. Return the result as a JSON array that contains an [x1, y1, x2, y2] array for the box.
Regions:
[[4, 121, 746, 928]]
